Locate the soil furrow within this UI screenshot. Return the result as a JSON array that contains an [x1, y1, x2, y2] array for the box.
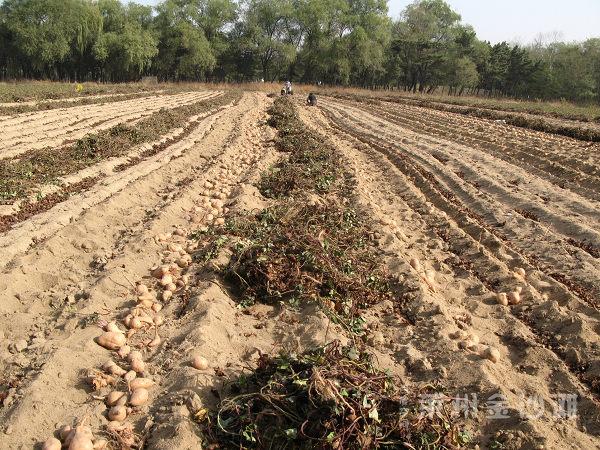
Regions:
[[0, 91, 221, 159], [0, 93, 276, 447], [1, 88, 599, 450], [362, 99, 600, 200], [324, 98, 600, 230], [0, 95, 235, 268], [0, 98, 237, 233], [320, 100, 600, 307], [318, 101, 600, 391], [0, 90, 165, 116], [296, 101, 600, 447]]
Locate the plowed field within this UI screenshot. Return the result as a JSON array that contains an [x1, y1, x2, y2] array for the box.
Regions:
[[1, 89, 598, 450]]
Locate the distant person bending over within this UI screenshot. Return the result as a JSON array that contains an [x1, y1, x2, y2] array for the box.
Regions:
[[307, 92, 317, 106]]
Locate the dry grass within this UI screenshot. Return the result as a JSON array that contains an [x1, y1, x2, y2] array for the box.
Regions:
[[192, 97, 392, 334], [204, 341, 468, 449]]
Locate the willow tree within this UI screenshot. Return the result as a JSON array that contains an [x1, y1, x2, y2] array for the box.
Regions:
[[93, 0, 157, 82], [0, 0, 102, 79], [242, 0, 296, 82], [153, 0, 237, 81]]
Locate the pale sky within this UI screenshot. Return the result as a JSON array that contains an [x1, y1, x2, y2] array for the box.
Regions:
[[138, 0, 600, 45]]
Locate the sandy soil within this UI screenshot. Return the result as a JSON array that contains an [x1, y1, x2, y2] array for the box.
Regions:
[[0, 97, 235, 220], [0, 91, 163, 109], [394, 97, 600, 137], [0, 91, 221, 159], [0, 91, 599, 449], [0, 91, 279, 445], [303, 96, 600, 449]]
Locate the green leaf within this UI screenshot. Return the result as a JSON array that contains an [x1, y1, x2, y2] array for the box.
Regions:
[[242, 425, 257, 443], [368, 407, 380, 422], [362, 395, 370, 408], [347, 347, 360, 360]]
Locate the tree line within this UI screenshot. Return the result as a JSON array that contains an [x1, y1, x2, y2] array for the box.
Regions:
[[1, 0, 599, 103]]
